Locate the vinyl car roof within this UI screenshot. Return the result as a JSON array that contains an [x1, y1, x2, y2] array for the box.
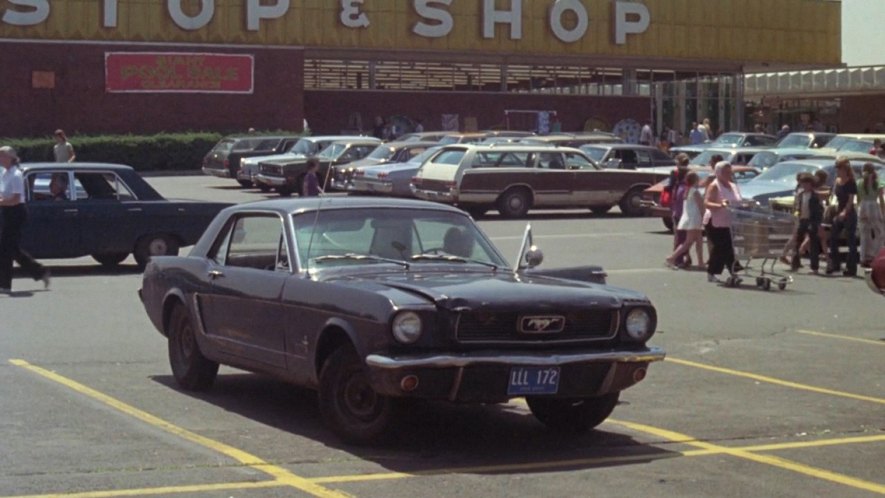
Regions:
[[22, 162, 137, 172]]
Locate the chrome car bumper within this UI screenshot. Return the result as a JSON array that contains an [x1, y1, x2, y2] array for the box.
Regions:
[[254, 174, 287, 187], [865, 269, 884, 295], [412, 188, 456, 203], [202, 167, 230, 178], [352, 179, 393, 194], [367, 347, 665, 369]]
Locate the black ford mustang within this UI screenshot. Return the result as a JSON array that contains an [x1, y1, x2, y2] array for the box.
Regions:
[[139, 197, 664, 443]]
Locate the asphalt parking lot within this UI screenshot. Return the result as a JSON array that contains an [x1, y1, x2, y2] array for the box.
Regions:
[[1, 175, 882, 498]]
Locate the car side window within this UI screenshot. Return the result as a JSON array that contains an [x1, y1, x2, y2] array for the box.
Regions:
[[564, 153, 596, 170], [26, 171, 73, 202], [73, 172, 136, 201], [635, 150, 652, 166], [652, 149, 672, 162], [214, 214, 289, 272], [620, 150, 638, 165], [537, 153, 565, 170]]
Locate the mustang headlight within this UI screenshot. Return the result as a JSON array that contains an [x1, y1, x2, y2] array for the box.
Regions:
[[392, 311, 423, 344], [625, 308, 652, 341]]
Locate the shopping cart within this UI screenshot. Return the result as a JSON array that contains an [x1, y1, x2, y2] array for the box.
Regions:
[[725, 204, 797, 291]]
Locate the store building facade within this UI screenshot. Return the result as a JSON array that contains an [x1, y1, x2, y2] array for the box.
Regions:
[[0, 0, 841, 138]]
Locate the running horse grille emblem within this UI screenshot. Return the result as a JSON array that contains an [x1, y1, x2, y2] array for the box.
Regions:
[[519, 316, 566, 334]]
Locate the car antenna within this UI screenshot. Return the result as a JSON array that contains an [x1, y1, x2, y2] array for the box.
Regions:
[[304, 189, 329, 279]]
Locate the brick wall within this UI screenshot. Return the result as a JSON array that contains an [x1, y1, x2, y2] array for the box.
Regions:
[[0, 42, 304, 138]]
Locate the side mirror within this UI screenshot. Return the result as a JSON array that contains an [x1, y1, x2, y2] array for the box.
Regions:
[[524, 246, 544, 268]]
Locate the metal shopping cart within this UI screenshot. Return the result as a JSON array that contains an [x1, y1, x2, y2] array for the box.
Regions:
[[725, 204, 797, 290]]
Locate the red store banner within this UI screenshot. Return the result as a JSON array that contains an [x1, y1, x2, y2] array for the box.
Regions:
[[105, 52, 254, 94]]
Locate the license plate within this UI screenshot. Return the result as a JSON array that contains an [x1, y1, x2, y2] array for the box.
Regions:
[[507, 366, 560, 395]]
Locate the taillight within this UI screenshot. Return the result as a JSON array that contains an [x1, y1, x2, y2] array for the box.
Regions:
[[377, 172, 388, 179], [660, 189, 671, 207], [412, 176, 422, 186], [223, 159, 230, 168]]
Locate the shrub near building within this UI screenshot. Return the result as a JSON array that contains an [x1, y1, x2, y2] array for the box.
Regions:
[[2, 132, 223, 172]]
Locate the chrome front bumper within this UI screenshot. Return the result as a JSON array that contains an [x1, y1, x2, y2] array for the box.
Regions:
[[254, 174, 287, 187], [366, 347, 666, 370], [202, 167, 230, 178]]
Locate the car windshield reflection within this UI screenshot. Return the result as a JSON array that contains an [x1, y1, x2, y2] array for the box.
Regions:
[[292, 208, 508, 271]]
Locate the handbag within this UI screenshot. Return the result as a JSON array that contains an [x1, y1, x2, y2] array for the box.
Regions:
[[822, 189, 837, 225]]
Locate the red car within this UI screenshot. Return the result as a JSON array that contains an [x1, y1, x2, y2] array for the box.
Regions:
[[866, 247, 885, 296]]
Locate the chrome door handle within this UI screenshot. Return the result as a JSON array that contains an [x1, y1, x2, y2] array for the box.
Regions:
[[63, 208, 78, 214], [208, 269, 224, 279], [127, 207, 143, 212]]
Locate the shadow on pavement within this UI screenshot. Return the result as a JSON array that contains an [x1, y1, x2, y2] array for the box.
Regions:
[[14, 264, 143, 278], [151, 373, 675, 476]]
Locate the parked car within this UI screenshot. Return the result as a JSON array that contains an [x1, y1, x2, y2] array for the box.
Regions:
[[349, 146, 443, 197], [330, 141, 437, 191], [581, 144, 677, 170], [818, 134, 885, 154], [740, 159, 884, 205], [202, 135, 300, 187], [747, 148, 831, 170], [396, 131, 448, 143], [689, 148, 765, 168], [15, 163, 231, 267], [437, 131, 532, 146], [520, 132, 623, 148], [238, 135, 370, 191], [411, 144, 669, 217], [774, 132, 836, 150], [865, 247, 885, 296], [139, 197, 665, 443], [640, 166, 761, 231], [707, 132, 778, 148], [255, 138, 380, 196]]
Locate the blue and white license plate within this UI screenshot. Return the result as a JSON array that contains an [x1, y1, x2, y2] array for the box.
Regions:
[[507, 366, 561, 395]]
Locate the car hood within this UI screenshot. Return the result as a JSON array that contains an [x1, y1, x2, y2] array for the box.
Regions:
[[739, 181, 794, 202], [322, 268, 647, 311]]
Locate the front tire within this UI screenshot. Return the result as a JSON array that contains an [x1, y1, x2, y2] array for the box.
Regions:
[[526, 392, 620, 433], [318, 345, 396, 444], [590, 205, 613, 215], [619, 188, 646, 217], [167, 304, 218, 391], [237, 179, 253, 188], [662, 216, 674, 232], [497, 188, 532, 218], [134, 234, 179, 269]]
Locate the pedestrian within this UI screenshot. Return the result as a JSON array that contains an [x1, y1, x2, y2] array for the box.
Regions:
[[753, 124, 763, 133], [668, 154, 690, 266], [372, 116, 386, 140], [826, 157, 859, 276], [857, 162, 885, 267], [689, 123, 705, 145], [702, 119, 713, 141], [704, 161, 743, 283], [302, 158, 322, 197], [666, 171, 705, 269], [639, 122, 653, 146], [869, 139, 881, 156], [414, 119, 424, 133], [779, 173, 805, 267], [878, 143, 885, 161], [791, 173, 823, 274], [53, 129, 76, 163], [0, 146, 51, 293], [798, 169, 831, 263], [667, 126, 678, 150], [776, 124, 791, 140]]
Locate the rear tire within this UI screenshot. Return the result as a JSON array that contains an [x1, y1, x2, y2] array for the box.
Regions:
[[237, 179, 253, 188], [134, 234, 179, 269], [527, 392, 620, 433], [92, 252, 129, 267], [318, 345, 396, 444], [497, 188, 532, 218], [619, 188, 646, 217], [167, 304, 218, 391], [258, 184, 271, 193]]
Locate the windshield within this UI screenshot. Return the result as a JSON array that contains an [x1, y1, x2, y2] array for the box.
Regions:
[[693, 150, 732, 166], [367, 145, 397, 161], [711, 134, 742, 146], [752, 163, 819, 183], [407, 146, 443, 166], [319, 143, 347, 160], [838, 140, 874, 154], [292, 208, 507, 271], [288, 138, 319, 155], [580, 146, 607, 162], [776, 134, 811, 149], [211, 140, 236, 154], [824, 136, 852, 150], [748, 151, 778, 169]]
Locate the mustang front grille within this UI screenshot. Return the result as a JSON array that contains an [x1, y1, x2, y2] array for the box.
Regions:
[[456, 310, 617, 343]]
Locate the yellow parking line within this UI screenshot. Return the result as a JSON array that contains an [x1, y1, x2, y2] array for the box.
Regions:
[[608, 419, 885, 495], [1, 481, 283, 498], [735, 434, 885, 453], [8, 359, 348, 498], [666, 357, 885, 405], [795, 329, 885, 347]]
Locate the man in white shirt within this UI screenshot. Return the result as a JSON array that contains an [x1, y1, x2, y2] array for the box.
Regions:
[[639, 123, 654, 146], [0, 146, 50, 292]]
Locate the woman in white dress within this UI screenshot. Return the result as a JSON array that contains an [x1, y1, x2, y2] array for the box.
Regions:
[[666, 171, 705, 268]]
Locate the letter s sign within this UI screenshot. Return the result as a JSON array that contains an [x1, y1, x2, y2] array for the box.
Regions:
[[2, 0, 49, 26]]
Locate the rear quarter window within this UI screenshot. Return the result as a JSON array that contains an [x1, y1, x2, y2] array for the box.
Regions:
[[432, 150, 467, 166]]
